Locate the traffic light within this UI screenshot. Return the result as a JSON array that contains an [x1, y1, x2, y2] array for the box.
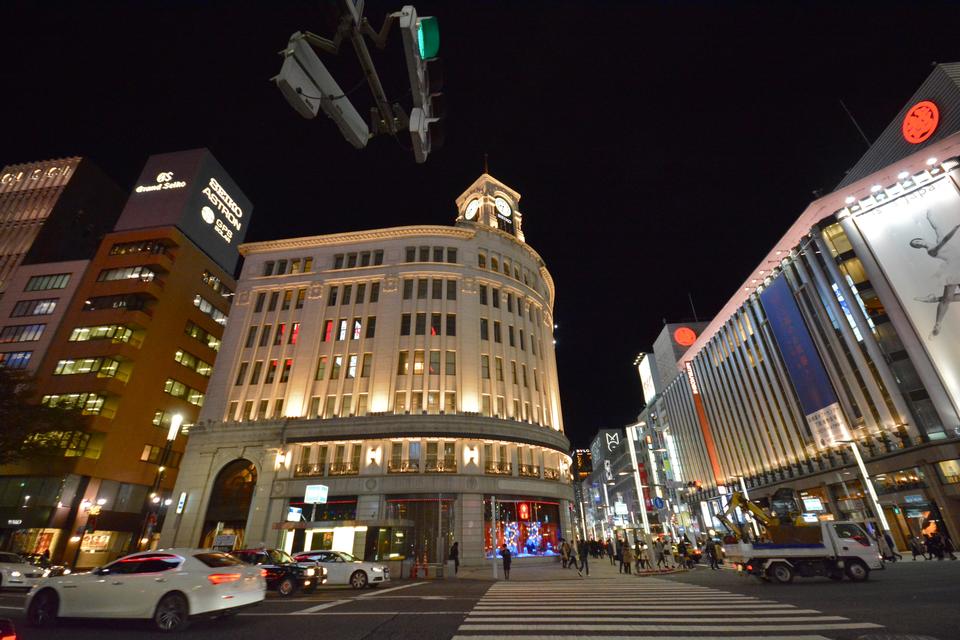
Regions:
[[274, 32, 370, 150], [399, 6, 444, 162]]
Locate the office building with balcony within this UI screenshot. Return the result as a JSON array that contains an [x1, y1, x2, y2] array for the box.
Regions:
[[160, 173, 574, 567], [0, 149, 251, 566]]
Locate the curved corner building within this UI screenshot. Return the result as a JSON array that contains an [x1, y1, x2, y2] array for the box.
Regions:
[[160, 173, 573, 565]]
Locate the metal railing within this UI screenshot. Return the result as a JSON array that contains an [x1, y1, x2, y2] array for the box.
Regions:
[[328, 462, 359, 476], [485, 461, 512, 475], [543, 467, 560, 480], [294, 462, 326, 477], [387, 459, 421, 473], [519, 464, 541, 478], [424, 460, 458, 473]]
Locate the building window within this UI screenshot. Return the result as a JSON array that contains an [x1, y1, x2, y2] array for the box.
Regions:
[[445, 391, 456, 412], [109, 239, 171, 257], [41, 392, 106, 414], [250, 360, 263, 384], [356, 283, 366, 303], [492, 289, 500, 308], [419, 246, 430, 262], [337, 319, 348, 341], [268, 291, 279, 311], [265, 359, 278, 384], [478, 254, 486, 269], [347, 354, 357, 379], [0, 324, 45, 343], [331, 355, 343, 379], [447, 280, 457, 300], [0, 351, 31, 369], [433, 246, 444, 262], [175, 349, 212, 376], [431, 313, 441, 336], [511, 361, 518, 384], [325, 396, 337, 418], [10, 298, 57, 317], [446, 314, 456, 336], [508, 326, 515, 347], [304, 257, 314, 272], [96, 265, 158, 283], [405, 247, 416, 263], [315, 356, 327, 380], [522, 364, 528, 387], [347, 253, 357, 268], [413, 350, 425, 375], [184, 321, 221, 351], [274, 323, 285, 345], [277, 259, 288, 274], [403, 279, 413, 299], [323, 320, 333, 342], [496, 357, 504, 381], [401, 313, 412, 336], [254, 292, 265, 312], [445, 350, 456, 375], [429, 350, 441, 374], [328, 287, 338, 306], [341, 394, 352, 417], [24, 273, 70, 291], [480, 319, 489, 340], [70, 324, 134, 344], [481, 395, 491, 416], [411, 391, 423, 412], [506, 293, 513, 313], [281, 290, 292, 310], [519, 330, 525, 351], [374, 250, 384, 265], [534, 368, 539, 391], [493, 321, 502, 343], [343, 284, 352, 305], [296, 288, 306, 309], [163, 378, 204, 406], [289, 322, 300, 344], [480, 285, 488, 305], [193, 294, 228, 325], [350, 318, 361, 340], [370, 282, 380, 302], [334, 254, 344, 269], [417, 278, 428, 299], [366, 316, 376, 338], [432, 279, 442, 299], [415, 313, 426, 335], [245, 326, 258, 348], [481, 355, 490, 379], [397, 351, 409, 375], [263, 261, 275, 276], [361, 353, 372, 377], [359, 252, 371, 267], [280, 358, 292, 383], [447, 247, 457, 263], [394, 392, 406, 413]]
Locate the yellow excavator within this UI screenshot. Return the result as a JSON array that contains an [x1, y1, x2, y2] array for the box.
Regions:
[[716, 488, 821, 545]]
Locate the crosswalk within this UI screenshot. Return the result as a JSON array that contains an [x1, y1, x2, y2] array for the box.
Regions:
[[451, 577, 883, 639]]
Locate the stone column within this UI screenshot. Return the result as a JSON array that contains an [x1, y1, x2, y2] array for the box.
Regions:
[[459, 493, 485, 565]]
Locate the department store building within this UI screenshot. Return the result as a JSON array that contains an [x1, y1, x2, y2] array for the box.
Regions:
[[160, 173, 574, 565]]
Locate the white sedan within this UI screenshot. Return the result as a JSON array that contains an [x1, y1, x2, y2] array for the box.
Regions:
[[293, 551, 390, 589], [24, 549, 265, 631], [0, 552, 46, 590]]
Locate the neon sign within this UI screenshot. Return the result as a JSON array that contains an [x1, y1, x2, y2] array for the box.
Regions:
[[902, 100, 939, 144]]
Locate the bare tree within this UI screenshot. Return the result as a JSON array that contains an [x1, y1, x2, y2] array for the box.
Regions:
[[0, 368, 86, 466]]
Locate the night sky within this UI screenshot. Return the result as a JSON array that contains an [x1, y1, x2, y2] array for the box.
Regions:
[[2, 2, 957, 448]]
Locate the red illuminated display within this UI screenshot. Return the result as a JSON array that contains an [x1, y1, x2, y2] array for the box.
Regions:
[[674, 326, 697, 346], [518, 502, 530, 520], [902, 100, 939, 144]]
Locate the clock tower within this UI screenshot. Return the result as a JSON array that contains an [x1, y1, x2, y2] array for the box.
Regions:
[[455, 173, 525, 243]]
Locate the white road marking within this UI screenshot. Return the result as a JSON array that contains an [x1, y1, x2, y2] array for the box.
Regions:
[[356, 582, 426, 598], [240, 610, 468, 616], [451, 636, 834, 640], [464, 616, 851, 623], [291, 599, 351, 614], [457, 623, 883, 631]]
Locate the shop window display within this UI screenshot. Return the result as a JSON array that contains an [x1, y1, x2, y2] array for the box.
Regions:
[[484, 497, 560, 558]]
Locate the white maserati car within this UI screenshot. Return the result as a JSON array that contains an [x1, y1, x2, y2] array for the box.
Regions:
[[293, 550, 389, 589], [0, 552, 47, 590], [24, 549, 265, 631]]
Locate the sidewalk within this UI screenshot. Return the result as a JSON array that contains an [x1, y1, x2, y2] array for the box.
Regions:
[[448, 555, 688, 582]]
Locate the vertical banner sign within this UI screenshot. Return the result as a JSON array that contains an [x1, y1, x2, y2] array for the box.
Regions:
[[853, 177, 960, 414], [760, 276, 850, 446]]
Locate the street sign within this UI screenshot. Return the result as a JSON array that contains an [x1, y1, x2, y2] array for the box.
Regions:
[[652, 497, 665, 509], [304, 484, 329, 504], [287, 506, 303, 522], [614, 502, 628, 515]]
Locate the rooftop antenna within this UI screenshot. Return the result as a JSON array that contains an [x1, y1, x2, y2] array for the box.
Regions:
[[688, 292, 700, 323], [839, 99, 872, 149]]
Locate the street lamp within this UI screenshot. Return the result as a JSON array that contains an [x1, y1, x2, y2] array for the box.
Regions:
[[625, 424, 651, 536], [838, 439, 891, 534], [135, 413, 183, 551]]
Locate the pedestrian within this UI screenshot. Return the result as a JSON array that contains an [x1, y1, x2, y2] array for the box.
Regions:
[[654, 539, 666, 569], [638, 543, 650, 571], [501, 544, 512, 580], [944, 535, 957, 560], [928, 533, 945, 560], [622, 543, 634, 575], [705, 538, 720, 570], [560, 538, 569, 568], [607, 539, 616, 565], [577, 538, 590, 576], [39, 549, 51, 568], [617, 538, 627, 573], [677, 538, 689, 569], [449, 541, 460, 575], [908, 536, 921, 560], [882, 531, 902, 562]]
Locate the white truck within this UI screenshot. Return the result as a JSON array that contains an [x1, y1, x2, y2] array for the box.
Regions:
[[724, 520, 885, 584]]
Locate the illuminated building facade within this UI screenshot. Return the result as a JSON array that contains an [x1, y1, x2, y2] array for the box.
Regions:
[[0, 149, 250, 566], [651, 63, 960, 548], [161, 173, 574, 566]]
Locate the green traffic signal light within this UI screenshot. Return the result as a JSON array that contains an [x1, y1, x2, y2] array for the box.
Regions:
[[417, 16, 439, 59]]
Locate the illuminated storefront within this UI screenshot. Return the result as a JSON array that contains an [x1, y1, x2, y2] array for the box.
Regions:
[[484, 497, 561, 557]]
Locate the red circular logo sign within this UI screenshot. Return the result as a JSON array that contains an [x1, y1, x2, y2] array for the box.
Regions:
[[902, 100, 939, 144], [674, 327, 697, 346]]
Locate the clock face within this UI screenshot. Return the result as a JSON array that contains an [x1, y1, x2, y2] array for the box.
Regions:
[[494, 197, 512, 218], [464, 199, 480, 220]]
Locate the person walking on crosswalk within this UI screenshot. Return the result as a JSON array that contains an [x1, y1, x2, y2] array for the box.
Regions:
[[577, 538, 589, 576], [621, 542, 634, 574], [500, 544, 512, 580]]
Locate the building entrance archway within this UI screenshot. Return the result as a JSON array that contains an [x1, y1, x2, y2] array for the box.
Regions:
[[199, 459, 257, 549]]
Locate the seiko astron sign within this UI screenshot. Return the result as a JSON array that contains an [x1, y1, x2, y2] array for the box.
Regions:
[[116, 149, 253, 273]]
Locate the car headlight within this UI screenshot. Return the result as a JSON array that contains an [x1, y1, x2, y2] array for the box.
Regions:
[[305, 568, 316, 576], [11, 571, 21, 578], [372, 566, 383, 572]]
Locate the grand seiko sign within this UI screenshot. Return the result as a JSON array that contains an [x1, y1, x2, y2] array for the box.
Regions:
[[135, 171, 187, 193]]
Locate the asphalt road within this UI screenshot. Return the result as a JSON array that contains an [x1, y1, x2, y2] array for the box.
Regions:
[[0, 558, 955, 639]]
